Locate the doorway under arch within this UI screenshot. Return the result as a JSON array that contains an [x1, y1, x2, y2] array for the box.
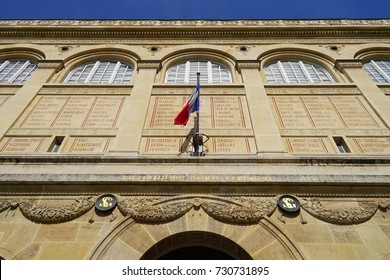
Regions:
[[141, 231, 252, 260]]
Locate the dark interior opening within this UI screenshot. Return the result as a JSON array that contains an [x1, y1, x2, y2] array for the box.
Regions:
[[158, 246, 235, 260]]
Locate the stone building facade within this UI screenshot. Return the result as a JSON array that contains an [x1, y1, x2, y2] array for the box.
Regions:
[[0, 19, 390, 260]]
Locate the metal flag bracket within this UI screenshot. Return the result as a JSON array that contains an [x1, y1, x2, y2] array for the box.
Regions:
[[185, 132, 210, 157]]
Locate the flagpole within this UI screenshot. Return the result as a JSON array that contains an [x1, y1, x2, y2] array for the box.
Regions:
[[195, 72, 200, 135], [193, 72, 201, 156]]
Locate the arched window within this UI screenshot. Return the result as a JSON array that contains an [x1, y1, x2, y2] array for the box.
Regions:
[[0, 60, 37, 83], [65, 61, 133, 84], [264, 60, 333, 83], [363, 60, 390, 83], [166, 61, 232, 83]]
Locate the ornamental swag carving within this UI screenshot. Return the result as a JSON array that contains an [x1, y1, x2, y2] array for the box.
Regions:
[[301, 198, 381, 225], [118, 197, 193, 223], [201, 197, 277, 224], [2, 195, 389, 225], [118, 196, 277, 224], [18, 197, 94, 224], [0, 200, 11, 213]]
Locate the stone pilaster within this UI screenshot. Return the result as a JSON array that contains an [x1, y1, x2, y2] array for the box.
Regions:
[[110, 60, 161, 154], [0, 60, 64, 139], [335, 59, 390, 128], [236, 60, 285, 155]]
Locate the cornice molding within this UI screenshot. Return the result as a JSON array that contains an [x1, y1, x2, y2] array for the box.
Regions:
[[335, 59, 363, 71], [236, 60, 261, 72], [137, 60, 162, 72], [1, 19, 390, 27], [38, 60, 64, 72], [1, 19, 390, 39]]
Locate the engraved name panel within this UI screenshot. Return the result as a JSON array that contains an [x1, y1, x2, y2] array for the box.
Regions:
[[62, 137, 113, 153], [350, 138, 390, 154], [15, 96, 126, 128], [140, 137, 256, 154], [270, 96, 383, 129], [283, 137, 334, 153], [0, 137, 50, 153], [146, 96, 250, 129]]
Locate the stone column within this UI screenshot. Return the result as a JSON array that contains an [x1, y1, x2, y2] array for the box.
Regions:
[[111, 60, 161, 155], [335, 59, 390, 127], [0, 60, 63, 139], [236, 60, 285, 155]]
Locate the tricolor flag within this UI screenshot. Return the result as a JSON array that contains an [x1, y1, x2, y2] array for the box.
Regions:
[[174, 81, 200, 126]]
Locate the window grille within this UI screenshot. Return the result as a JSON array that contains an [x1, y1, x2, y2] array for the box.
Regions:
[[0, 60, 37, 83], [65, 61, 133, 84], [363, 60, 390, 83], [264, 60, 333, 83], [166, 61, 232, 83]]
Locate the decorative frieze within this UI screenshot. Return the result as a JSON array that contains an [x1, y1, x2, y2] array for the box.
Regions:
[[301, 198, 382, 225], [18, 197, 94, 224], [0, 200, 11, 213], [1, 195, 389, 225], [1, 19, 390, 27], [118, 197, 193, 223], [201, 197, 277, 223]]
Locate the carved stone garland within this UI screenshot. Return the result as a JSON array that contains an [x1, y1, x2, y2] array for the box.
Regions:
[[201, 197, 277, 224], [0, 200, 11, 213], [118, 197, 193, 223], [301, 198, 383, 225], [18, 197, 94, 224], [118, 196, 277, 224], [1, 195, 389, 225]]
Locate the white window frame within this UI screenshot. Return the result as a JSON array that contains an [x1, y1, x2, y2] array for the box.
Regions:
[[165, 60, 232, 84], [65, 60, 133, 84], [363, 60, 390, 83], [265, 60, 334, 84], [0, 60, 37, 83]]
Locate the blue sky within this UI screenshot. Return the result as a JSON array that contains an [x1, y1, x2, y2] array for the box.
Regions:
[[1, 0, 389, 20]]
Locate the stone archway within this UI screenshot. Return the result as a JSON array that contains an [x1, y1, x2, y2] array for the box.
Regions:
[[89, 202, 304, 260]]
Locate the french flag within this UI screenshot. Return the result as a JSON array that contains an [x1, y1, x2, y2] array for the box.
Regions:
[[174, 82, 200, 126]]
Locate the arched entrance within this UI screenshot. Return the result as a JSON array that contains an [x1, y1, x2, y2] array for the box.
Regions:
[[141, 231, 252, 260], [89, 202, 304, 260]]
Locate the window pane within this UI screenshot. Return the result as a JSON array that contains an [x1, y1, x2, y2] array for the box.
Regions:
[[363, 61, 390, 83], [66, 61, 133, 84], [265, 60, 333, 84], [0, 60, 37, 83], [166, 60, 232, 84]]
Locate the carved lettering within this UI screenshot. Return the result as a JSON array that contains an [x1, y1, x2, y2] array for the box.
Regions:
[[16, 95, 126, 128], [270, 96, 384, 129]]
